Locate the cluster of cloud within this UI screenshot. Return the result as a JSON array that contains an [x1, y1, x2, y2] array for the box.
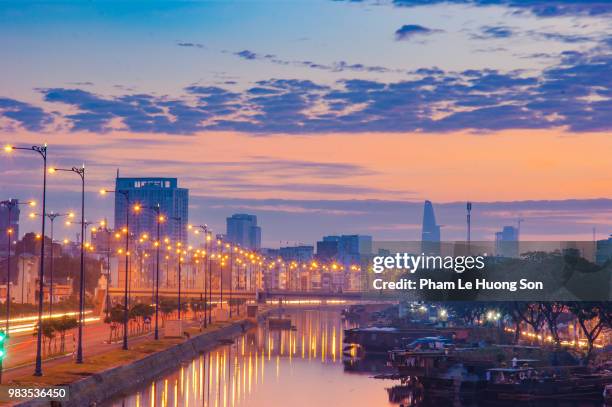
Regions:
[[232, 49, 395, 74], [471, 25, 595, 44], [394, 24, 443, 41], [1, 49, 611, 135], [389, 0, 612, 18]]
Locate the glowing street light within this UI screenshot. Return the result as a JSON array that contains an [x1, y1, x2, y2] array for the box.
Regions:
[[100, 188, 130, 350], [4, 143, 48, 377]]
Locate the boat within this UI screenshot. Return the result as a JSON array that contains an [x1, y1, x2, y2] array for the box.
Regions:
[[344, 327, 460, 353], [484, 367, 612, 401], [268, 317, 292, 330]]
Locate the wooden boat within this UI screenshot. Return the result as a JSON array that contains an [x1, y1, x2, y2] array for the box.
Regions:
[[484, 367, 612, 401]]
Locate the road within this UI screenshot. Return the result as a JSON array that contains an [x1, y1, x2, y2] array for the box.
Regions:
[[2, 318, 154, 383]]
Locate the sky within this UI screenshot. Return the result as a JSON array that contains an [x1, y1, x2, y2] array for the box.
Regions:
[[1, 0, 611, 247]]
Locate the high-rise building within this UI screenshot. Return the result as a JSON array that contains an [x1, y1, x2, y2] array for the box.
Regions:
[[316, 238, 338, 262], [226, 214, 261, 250], [0, 199, 20, 254], [421, 200, 441, 254], [495, 226, 519, 258], [279, 245, 314, 262], [316, 235, 372, 264], [114, 177, 189, 244], [595, 235, 612, 266]]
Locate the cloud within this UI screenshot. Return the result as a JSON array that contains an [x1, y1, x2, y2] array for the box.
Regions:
[[395, 24, 442, 41], [4, 46, 612, 135], [389, 0, 612, 18], [177, 42, 205, 48], [231, 48, 396, 74], [473, 25, 514, 40], [0, 98, 54, 131]]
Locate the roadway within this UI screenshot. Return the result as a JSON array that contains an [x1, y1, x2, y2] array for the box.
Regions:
[[2, 318, 152, 383]]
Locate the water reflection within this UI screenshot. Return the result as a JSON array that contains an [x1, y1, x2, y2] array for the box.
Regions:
[[105, 310, 603, 407], [107, 310, 399, 407]]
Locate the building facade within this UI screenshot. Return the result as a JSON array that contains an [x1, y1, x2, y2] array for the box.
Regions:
[[0, 199, 20, 255], [226, 214, 261, 250], [114, 177, 189, 244], [495, 226, 519, 258]]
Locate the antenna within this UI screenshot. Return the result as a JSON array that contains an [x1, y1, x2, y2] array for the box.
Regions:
[[466, 202, 472, 244]]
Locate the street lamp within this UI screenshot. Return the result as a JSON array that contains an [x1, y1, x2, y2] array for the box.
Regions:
[[100, 188, 130, 350], [190, 224, 209, 327], [50, 165, 87, 363], [174, 217, 190, 323], [5, 143, 48, 377], [29, 210, 74, 316], [139, 204, 164, 340], [0, 199, 35, 333]]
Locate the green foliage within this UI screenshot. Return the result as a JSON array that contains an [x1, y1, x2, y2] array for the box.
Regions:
[[130, 303, 154, 320]]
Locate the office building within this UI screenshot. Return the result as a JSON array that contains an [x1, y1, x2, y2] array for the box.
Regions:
[[226, 214, 261, 250], [316, 235, 372, 264], [279, 245, 314, 262], [495, 226, 519, 258], [421, 200, 441, 254], [114, 177, 189, 244], [0, 199, 20, 255], [595, 235, 612, 266]]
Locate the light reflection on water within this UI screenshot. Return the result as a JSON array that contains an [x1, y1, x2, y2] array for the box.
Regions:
[[106, 309, 399, 407], [104, 310, 603, 407]]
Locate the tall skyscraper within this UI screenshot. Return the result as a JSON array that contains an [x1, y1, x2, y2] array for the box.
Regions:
[[226, 214, 261, 250], [495, 226, 519, 258], [114, 177, 189, 244], [421, 200, 441, 254], [0, 199, 20, 254]]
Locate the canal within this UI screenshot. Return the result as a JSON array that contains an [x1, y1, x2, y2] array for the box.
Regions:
[[106, 309, 603, 407]]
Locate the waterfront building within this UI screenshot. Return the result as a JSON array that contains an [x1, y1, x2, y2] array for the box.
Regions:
[[226, 214, 261, 250], [114, 177, 189, 244]]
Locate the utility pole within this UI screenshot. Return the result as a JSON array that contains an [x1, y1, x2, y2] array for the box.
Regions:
[[466, 202, 472, 247]]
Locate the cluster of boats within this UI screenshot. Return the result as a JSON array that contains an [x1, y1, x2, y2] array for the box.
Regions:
[[344, 326, 612, 404]]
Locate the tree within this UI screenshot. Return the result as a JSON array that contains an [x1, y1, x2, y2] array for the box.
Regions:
[[104, 304, 124, 342], [449, 302, 486, 326], [53, 316, 78, 353], [33, 319, 56, 355], [519, 303, 545, 342], [568, 302, 610, 362], [499, 302, 528, 344], [540, 302, 565, 345], [130, 303, 154, 334]]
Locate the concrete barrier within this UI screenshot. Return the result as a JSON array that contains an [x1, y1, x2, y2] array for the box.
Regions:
[[16, 319, 255, 407]]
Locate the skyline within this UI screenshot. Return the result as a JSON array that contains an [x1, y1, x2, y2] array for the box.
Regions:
[[1, 0, 611, 245]]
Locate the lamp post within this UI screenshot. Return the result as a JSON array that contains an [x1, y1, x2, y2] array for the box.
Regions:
[[101, 188, 130, 350], [190, 225, 210, 326], [0, 199, 35, 333], [138, 204, 163, 340], [29, 210, 74, 316], [177, 249, 183, 320], [50, 165, 87, 362], [4, 143, 48, 376], [172, 217, 185, 321]]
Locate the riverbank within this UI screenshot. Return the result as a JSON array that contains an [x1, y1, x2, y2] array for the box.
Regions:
[[10, 316, 259, 407]]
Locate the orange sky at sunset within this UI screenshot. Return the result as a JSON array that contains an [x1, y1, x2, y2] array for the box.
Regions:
[[7, 129, 612, 203]]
